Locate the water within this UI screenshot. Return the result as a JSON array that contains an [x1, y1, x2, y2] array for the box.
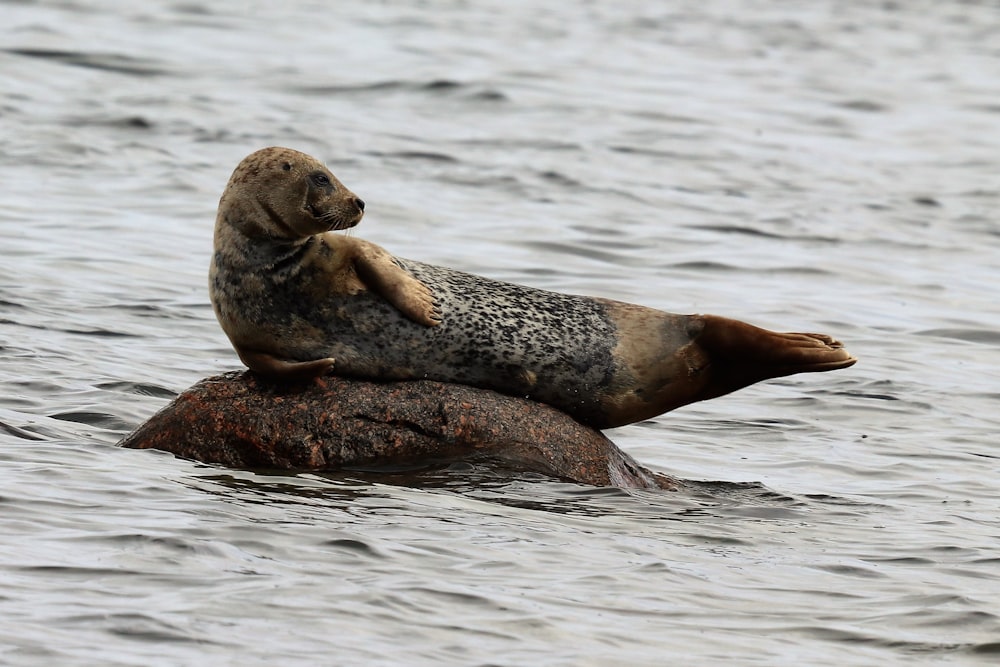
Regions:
[[2, 1, 999, 664]]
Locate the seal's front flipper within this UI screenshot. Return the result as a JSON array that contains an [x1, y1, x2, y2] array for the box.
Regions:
[[354, 249, 442, 327], [236, 346, 336, 381]]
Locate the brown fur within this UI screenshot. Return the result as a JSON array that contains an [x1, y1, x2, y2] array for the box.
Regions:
[[209, 147, 857, 429], [210, 147, 440, 377]]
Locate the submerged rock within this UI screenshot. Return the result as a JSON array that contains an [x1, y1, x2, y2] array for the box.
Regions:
[[118, 372, 679, 490]]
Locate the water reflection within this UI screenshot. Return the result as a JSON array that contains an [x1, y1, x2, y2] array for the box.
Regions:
[[183, 463, 866, 525]]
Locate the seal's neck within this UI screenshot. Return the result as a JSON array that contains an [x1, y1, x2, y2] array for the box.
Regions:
[[214, 212, 314, 269], [264, 236, 317, 273], [216, 189, 307, 244]]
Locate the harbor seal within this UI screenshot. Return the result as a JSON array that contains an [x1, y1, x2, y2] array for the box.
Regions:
[[209, 147, 856, 429]]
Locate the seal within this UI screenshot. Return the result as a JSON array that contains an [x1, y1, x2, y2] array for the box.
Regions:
[[210, 147, 857, 429]]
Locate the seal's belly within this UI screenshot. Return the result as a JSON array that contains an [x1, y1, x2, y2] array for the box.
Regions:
[[302, 259, 623, 419]]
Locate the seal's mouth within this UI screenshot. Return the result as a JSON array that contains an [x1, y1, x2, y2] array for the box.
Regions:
[[305, 203, 362, 232]]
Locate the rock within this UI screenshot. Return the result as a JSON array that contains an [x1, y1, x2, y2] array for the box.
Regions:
[[118, 372, 679, 491]]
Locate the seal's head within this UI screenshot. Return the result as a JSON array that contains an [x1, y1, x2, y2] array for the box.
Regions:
[[218, 146, 365, 240]]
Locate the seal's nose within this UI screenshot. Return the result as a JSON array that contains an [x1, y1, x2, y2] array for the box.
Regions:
[[355, 198, 365, 212]]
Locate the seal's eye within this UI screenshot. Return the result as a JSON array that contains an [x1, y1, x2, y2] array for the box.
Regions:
[[282, 162, 292, 172], [310, 172, 332, 188]]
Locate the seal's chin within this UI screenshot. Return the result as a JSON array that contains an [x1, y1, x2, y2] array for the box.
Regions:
[[333, 218, 361, 232]]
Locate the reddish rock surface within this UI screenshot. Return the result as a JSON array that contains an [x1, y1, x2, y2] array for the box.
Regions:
[[118, 372, 679, 490]]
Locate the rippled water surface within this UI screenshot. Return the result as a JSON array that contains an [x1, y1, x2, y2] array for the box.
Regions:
[[3, 1, 1000, 665]]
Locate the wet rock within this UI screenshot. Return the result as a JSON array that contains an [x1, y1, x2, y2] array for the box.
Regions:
[[118, 372, 679, 490]]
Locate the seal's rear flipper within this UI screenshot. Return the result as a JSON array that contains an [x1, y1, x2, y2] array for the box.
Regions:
[[692, 314, 857, 402]]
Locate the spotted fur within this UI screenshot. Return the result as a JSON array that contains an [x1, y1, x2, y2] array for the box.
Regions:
[[211, 148, 857, 429]]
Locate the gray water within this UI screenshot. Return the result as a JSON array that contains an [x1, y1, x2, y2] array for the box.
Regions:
[[2, 1, 999, 665]]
